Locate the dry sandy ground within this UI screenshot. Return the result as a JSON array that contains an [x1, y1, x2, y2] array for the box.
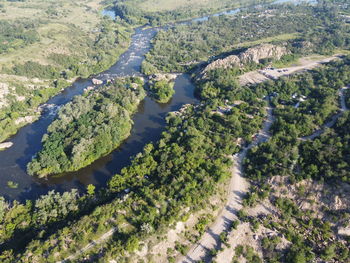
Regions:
[[178, 103, 274, 263], [239, 55, 340, 86]]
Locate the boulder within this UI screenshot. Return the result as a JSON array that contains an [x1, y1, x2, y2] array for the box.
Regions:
[[92, 78, 103, 85], [0, 142, 13, 150]]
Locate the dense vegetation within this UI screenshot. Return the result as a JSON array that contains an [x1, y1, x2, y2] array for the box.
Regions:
[[0, 79, 66, 143], [27, 77, 145, 176], [240, 113, 350, 262], [143, 2, 350, 73], [0, 62, 268, 261], [244, 57, 350, 184], [299, 112, 350, 182], [1, 0, 350, 262], [4, 19, 131, 80], [148, 79, 175, 103], [230, 58, 350, 263]]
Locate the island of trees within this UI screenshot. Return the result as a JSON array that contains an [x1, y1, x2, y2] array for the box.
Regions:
[[27, 77, 145, 176]]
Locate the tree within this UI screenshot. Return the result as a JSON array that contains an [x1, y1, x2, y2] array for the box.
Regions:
[[87, 184, 95, 196]]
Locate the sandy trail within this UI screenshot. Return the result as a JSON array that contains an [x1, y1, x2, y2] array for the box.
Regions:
[[301, 87, 349, 141], [180, 86, 348, 263], [240, 55, 340, 86], [178, 103, 274, 263]]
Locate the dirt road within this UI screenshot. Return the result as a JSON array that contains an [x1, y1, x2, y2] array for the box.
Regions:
[[240, 55, 340, 86], [301, 87, 349, 141], [178, 102, 274, 263], [57, 227, 117, 263]]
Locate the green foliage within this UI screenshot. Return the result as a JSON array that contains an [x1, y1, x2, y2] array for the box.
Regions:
[[126, 235, 139, 252], [34, 190, 79, 225], [9, 61, 60, 79], [0, 18, 132, 143], [6, 181, 18, 189], [234, 245, 262, 263], [87, 184, 96, 196], [143, 3, 350, 73], [113, 0, 273, 26], [245, 57, 350, 184], [299, 111, 350, 182], [27, 77, 146, 176], [194, 216, 211, 234], [2, 65, 268, 261], [0, 20, 39, 54], [149, 79, 175, 103]]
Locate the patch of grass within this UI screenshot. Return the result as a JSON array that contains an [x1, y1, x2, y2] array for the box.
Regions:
[[234, 33, 301, 49]]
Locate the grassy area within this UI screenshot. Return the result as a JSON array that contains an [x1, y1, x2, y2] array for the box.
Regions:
[[137, 0, 270, 12], [0, 0, 132, 142], [234, 33, 300, 49]]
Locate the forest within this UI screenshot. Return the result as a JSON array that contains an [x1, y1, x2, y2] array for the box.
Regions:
[[241, 87, 350, 263], [244, 57, 350, 184], [27, 77, 145, 176], [3, 54, 348, 263], [1, 0, 350, 262], [0, 60, 267, 261], [142, 2, 350, 73]]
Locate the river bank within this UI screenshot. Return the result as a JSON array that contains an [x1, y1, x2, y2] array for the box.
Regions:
[[0, 0, 315, 201]]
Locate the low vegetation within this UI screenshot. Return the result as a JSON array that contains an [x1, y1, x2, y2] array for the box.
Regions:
[[0, 0, 132, 142]]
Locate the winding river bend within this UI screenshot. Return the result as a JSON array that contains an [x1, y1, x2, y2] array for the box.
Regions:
[[0, 0, 314, 201]]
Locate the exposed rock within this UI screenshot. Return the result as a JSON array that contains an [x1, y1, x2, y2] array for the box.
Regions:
[[334, 195, 343, 210], [149, 73, 178, 82], [0, 82, 9, 109], [0, 142, 13, 150], [293, 40, 314, 52], [92, 78, 103, 85], [201, 44, 288, 78], [338, 227, 350, 236], [84, 86, 94, 93], [15, 116, 36, 125]]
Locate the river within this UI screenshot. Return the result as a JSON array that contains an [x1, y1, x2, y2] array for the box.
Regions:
[[0, 0, 314, 201]]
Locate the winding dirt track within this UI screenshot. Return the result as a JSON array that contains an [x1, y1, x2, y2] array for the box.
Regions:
[[180, 87, 349, 263], [178, 103, 274, 263], [56, 84, 348, 263], [301, 87, 349, 141]]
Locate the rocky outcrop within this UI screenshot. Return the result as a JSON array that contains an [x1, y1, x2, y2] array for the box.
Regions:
[[201, 44, 288, 78], [14, 116, 36, 125], [240, 44, 287, 64], [92, 78, 103, 85], [149, 73, 178, 82], [338, 227, 350, 236], [0, 142, 13, 150]]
